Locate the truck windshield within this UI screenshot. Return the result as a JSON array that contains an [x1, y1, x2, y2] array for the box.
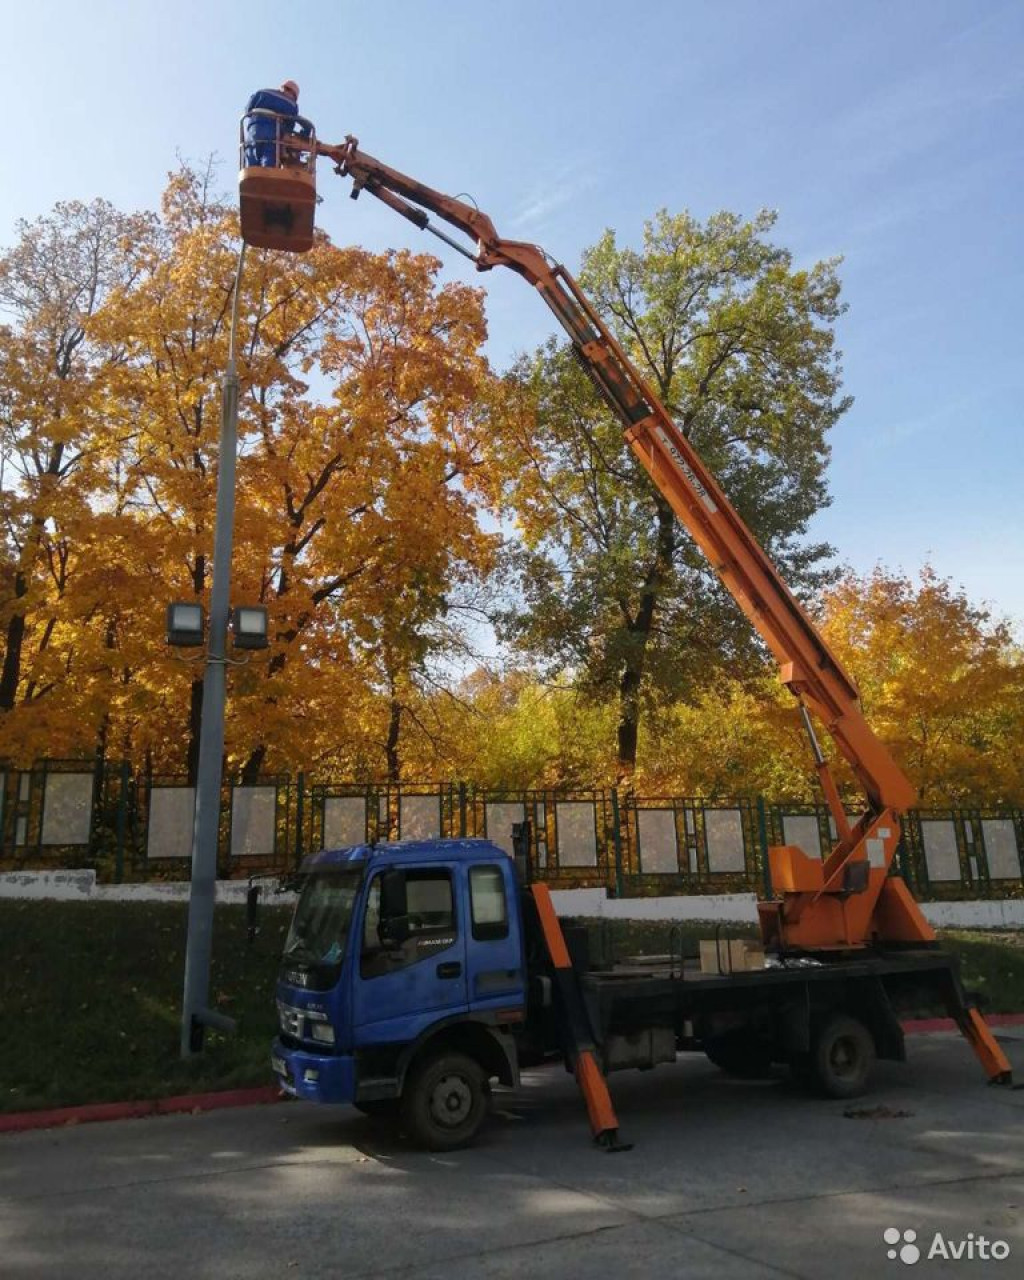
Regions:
[[285, 870, 363, 967]]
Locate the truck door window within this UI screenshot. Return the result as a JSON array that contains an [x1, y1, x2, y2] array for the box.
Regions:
[[470, 865, 509, 941], [361, 868, 456, 978]]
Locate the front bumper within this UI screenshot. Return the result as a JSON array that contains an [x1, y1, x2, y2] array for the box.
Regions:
[[271, 1037, 356, 1104]]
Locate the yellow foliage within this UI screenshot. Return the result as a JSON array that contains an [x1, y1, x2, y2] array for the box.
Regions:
[[0, 169, 496, 778], [628, 565, 1024, 805], [818, 566, 1024, 805]]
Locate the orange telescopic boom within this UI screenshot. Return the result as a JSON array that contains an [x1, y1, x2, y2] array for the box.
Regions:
[[312, 135, 929, 955], [238, 133, 1009, 1086]]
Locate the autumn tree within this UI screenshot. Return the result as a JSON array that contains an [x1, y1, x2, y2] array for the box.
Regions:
[[417, 668, 617, 791], [229, 246, 496, 784], [489, 209, 848, 782], [819, 566, 1024, 805], [83, 167, 496, 782], [622, 566, 1024, 807], [0, 165, 497, 781], [0, 198, 152, 761]]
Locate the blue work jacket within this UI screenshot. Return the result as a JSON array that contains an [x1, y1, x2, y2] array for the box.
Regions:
[[244, 88, 311, 165]]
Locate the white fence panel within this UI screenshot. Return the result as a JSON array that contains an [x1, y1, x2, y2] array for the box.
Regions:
[[148, 787, 195, 861], [705, 808, 746, 873]]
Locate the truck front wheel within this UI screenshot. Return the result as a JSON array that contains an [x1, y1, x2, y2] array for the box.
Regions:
[[401, 1051, 489, 1151]]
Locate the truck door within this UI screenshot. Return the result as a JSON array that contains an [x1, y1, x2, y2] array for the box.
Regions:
[[352, 864, 468, 1045], [465, 861, 526, 1014]]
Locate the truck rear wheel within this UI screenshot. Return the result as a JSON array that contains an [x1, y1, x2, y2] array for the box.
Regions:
[[401, 1051, 489, 1151], [808, 1014, 875, 1099]]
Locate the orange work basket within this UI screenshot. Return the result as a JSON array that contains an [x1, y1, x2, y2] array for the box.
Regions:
[[238, 110, 318, 253]]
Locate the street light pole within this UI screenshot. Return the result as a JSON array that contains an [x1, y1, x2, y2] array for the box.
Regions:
[[180, 243, 247, 1056]]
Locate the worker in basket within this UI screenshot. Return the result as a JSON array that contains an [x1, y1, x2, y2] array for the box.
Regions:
[[244, 80, 312, 168]]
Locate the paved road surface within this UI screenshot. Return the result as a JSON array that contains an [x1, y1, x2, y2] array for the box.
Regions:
[[2, 1032, 1022, 1278]]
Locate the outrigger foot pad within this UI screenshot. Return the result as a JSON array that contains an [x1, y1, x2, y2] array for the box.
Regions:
[[595, 1129, 633, 1153]]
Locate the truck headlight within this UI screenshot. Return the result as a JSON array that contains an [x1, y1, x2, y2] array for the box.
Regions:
[[310, 1022, 335, 1045]]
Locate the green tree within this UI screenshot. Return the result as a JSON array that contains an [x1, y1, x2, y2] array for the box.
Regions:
[[491, 209, 848, 781]]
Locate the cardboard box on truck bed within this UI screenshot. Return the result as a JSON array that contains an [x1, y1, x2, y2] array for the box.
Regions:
[[699, 938, 765, 974]]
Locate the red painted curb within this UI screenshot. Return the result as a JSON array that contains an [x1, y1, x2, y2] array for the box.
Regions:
[[0, 1085, 283, 1135], [902, 1013, 1024, 1034], [154, 1086, 283, 1116]]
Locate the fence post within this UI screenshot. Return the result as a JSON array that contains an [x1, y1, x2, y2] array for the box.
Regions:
[[756, 795, 772, 899], [895, 829, 912, 890], [458, 781, 467, 838], [610, 788, 625, 899], [896, 810, 917, 893], [968, 809, 989, 895], [294, 771, 305, 870], [115, 760, 130, 884]]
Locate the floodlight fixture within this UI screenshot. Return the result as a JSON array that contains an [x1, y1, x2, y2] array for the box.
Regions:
[[230, 604, 269, 650], [166, 601, 205, 647]]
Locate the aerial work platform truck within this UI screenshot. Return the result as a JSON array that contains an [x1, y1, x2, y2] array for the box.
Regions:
[[268, 834, 1009, 1151], [237, 114, 1013, 1148]]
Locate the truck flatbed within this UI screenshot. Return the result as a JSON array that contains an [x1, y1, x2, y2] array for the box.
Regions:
[[573, 945, 975, 1079], [586, 945, 955, 990]]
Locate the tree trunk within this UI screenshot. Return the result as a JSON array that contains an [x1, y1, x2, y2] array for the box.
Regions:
[[614, 495, 676, 782], [95, 714, 110, 768], [385, 691, 402, 784], [0, 573, 27, 710], [615, 667, 641, 784], [241, 744, 266, 786]]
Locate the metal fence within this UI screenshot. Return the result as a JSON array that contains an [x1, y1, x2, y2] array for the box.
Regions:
[[1, 761, 1022, 900]]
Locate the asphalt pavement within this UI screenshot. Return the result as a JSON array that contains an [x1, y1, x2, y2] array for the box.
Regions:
[[2, 1031, 1022, 1279]]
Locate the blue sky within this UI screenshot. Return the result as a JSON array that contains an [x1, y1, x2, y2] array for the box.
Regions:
[[4, 0, 1022, 624]]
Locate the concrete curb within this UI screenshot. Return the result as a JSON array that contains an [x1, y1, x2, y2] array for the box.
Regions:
[[0, 1085, 284, 1136]]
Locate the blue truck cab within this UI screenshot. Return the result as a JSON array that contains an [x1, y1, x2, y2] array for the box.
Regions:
[[271, 838, 528, 1149]]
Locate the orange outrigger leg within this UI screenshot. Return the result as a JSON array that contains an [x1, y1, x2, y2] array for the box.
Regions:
[[960, 1009, 1013, 1083], [530, 884, 631, 1151]]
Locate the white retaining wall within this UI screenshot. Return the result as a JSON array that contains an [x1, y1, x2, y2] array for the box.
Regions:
[[919, 899, 1024, 930], [552, 889, 1024, 930], [3, 871, 1021, 929], [0, 870, 296, 905]]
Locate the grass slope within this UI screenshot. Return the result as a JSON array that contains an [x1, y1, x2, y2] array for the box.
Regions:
[[1, 901, 291, 1114], [1, 902, 1021, 1114]]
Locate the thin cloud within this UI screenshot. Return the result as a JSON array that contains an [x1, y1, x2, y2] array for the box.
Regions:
[[508, 161, 601, 232], [868, 379, 1021, 447], [830, 61, 1022, 178]]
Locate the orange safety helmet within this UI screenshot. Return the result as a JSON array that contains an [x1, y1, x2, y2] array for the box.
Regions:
[[280, 80, 300, 100]]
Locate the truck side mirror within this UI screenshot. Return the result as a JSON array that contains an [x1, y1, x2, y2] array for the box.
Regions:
[[379, 869, 410, 945]]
